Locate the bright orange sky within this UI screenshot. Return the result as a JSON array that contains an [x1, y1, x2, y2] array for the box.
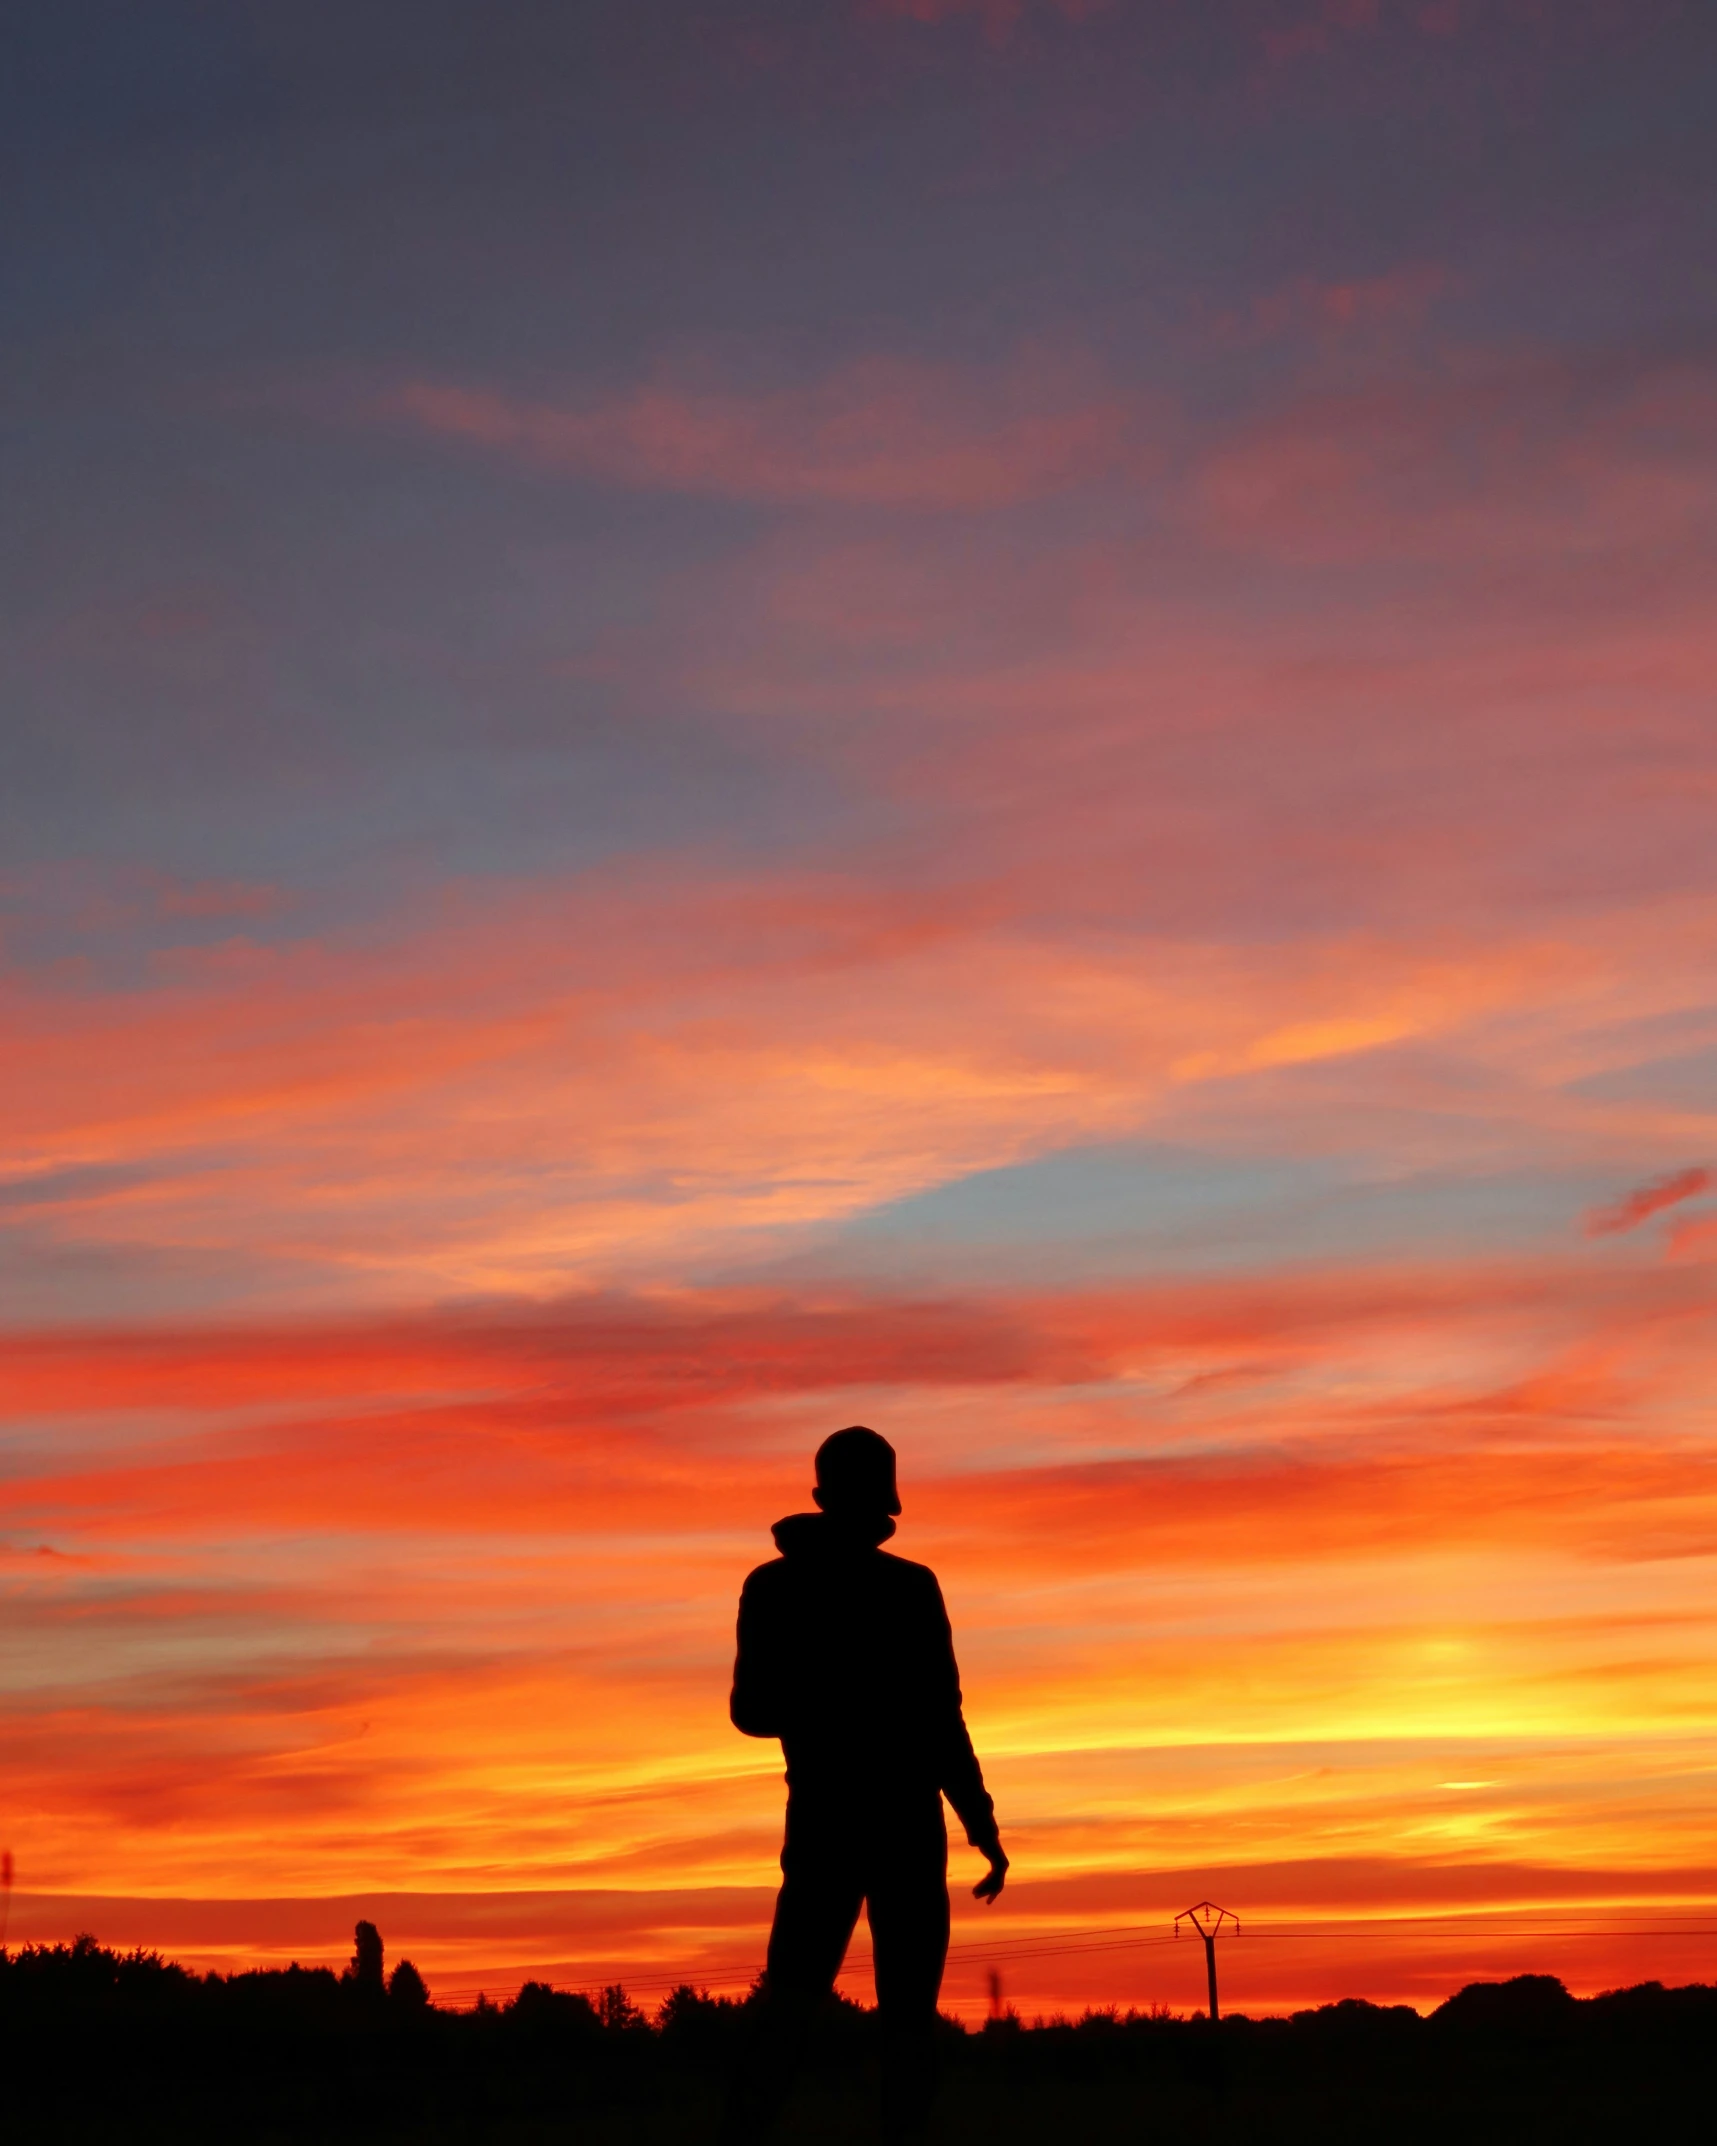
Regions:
[[6, 0, 1717, 2017]]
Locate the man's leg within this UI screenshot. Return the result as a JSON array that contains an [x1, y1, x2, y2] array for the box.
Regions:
[[720, 1832, 863, 2143], [866, 1812, 951, 2144]]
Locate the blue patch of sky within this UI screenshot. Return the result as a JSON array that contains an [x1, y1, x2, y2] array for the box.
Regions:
[[0, 1164, 158, 1213], [0, 405, 878, 980], [778, 1140, 1594, 1287]]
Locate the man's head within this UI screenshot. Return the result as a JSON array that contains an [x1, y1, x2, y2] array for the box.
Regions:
[[812, 1425, 901, 1521]]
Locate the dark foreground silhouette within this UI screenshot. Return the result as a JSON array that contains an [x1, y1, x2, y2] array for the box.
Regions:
[[5, 1933, 1717, 2143], [726, 1428, 1007, 2142]]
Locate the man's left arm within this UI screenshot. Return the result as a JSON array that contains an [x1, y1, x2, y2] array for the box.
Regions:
[[925, 1577, 1009, 1902]]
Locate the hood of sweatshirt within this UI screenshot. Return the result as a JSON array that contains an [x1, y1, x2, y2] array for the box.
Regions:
[[772, 1509, 896, 1556]]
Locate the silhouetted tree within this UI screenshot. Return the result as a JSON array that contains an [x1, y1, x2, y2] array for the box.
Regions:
[[658, 1984, 740, 2062], [342, 1920, 384, 1994], [509, 1980, 598, 2030], [658, 1984, 720, 2032], [598, 1983, 644, 2032], [387, 1958, 429, 2008]]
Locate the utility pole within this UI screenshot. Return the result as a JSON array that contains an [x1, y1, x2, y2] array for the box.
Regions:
[[1174, 1900, 1239, 2020]]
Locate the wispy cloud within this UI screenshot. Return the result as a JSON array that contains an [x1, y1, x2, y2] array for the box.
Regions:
[[10, 851, 1717, 1299], [380, 353, 1137, 512], [1586, 1166, 1712, 1237], [1191, 357, 1717, 566]]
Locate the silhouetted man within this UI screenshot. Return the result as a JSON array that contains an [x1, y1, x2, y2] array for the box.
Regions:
[[723, 1426, 1007, 2142]]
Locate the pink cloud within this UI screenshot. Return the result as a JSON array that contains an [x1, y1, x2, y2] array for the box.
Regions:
[[1190, 356, 1717, 566], [382, 352, 1136, 511], [1587, 1166, 1712, 1237], [1205, 264, 1450, 348]]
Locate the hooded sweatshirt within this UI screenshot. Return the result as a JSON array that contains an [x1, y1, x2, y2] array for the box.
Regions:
[[730, 1510, 999, 1854]]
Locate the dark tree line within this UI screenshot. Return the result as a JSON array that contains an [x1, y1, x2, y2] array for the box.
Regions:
[[5, 1930, 1717, 2142]]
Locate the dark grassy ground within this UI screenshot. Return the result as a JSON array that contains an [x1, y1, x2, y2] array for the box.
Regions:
[[5, 1937, 1713, 2142]]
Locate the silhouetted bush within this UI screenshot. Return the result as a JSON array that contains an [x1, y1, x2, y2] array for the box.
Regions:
[[1433, 1972, 1579, 2036]]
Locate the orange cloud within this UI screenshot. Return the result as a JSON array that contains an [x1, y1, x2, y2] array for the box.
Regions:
[[6, 1239, 1717, 1929]]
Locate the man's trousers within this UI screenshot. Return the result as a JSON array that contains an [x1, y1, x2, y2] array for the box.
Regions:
[[723, 1796, 950, 2142]]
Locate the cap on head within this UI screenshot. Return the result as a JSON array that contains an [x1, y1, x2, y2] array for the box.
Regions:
[[813, 1425, 901, 1517]]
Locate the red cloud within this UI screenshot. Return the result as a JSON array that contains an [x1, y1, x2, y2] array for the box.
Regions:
[[1586, 1166, 1711, 1237], [6, 1256, 1713, 1558]]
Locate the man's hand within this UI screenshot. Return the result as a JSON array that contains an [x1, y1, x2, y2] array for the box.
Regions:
[[972, 1844, 1009, 1904]]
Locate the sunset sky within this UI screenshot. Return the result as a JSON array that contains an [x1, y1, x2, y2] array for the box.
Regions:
[[6, 0, 1717, 2016]]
